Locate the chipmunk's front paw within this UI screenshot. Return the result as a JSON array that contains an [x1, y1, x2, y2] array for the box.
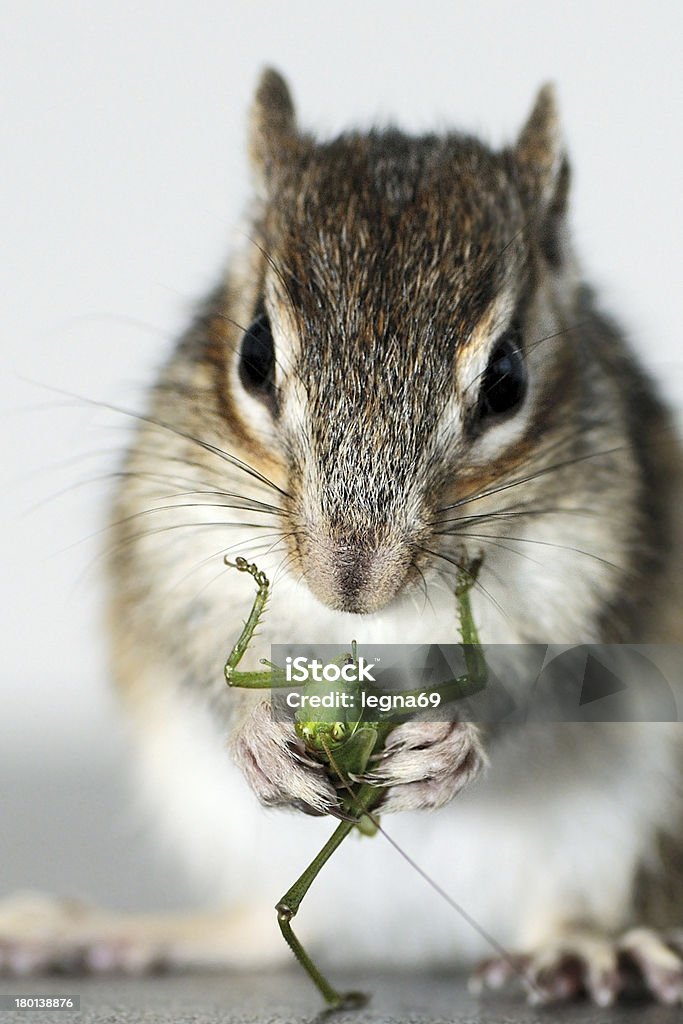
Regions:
[[360, 720, 485, 813], [471, 927, 683, 1006], [232, 699, 340, 815]]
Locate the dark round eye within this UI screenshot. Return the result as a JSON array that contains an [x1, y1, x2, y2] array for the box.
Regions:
[[238, 313, 275, 396], [478, 328, 526, 420]]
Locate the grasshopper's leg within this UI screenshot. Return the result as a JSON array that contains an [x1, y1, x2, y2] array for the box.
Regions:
[[223, 557, 351, 690], [366, 563, 488, 719], [415, 563, 487, 705], [455, 560, 487, 688], [275, 784, 383, 1009], [223, 557, 289, 688], [224, 557, 343, 814], [352, 562, 487, 813]]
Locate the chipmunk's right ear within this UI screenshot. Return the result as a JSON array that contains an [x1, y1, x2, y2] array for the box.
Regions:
[[248, 68, 298, 194]]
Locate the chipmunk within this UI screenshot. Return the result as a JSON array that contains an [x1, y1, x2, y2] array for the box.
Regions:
[[3, 68, 683, 1006]]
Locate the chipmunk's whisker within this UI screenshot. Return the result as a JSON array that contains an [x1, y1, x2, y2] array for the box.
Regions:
[[436, 414, 682, 520], [430, 504, 597, 529], [417, 545, 510, 623], [271, 546, 304, 588], [439, 530, 545, 569], [22, 444, 244, 514], [436, 416, 617, 515], [122, 456, 261, 493], [80, 520, 281, 579], [33, 385, 291, 498], [436, 442, 626, 516], [112, 500, 285, 529], [407, 562, 434, 616], [71, 515, 282, 594], [57, 501, 282, 559], [113, 519, 278, 543], [29, 469, 285, 523], [137, 490, 288, 514], [441, 528, 633, 579], [120, 450, 285, 509]]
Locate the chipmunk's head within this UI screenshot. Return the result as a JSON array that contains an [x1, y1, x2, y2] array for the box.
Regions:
[[226, 69, 577, 614]]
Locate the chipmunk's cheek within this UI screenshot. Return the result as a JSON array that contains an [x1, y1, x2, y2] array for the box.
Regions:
[[301, 536, 412, 614]]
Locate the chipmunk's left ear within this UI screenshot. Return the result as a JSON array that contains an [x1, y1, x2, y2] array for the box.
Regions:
[[513, 84, 570, 266]]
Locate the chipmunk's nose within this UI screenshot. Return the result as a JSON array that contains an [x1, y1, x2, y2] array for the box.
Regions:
[[303, 535, 411, 614]]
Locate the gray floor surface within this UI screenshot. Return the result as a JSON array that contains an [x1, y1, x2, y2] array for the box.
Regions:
[[1, 969, 680, 1024], [2, 737, 682, 1023]]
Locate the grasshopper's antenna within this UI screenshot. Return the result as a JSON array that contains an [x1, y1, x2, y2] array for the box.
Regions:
[[322, 742, 541, 1000]]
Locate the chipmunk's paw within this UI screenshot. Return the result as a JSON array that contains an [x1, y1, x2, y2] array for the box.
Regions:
[[618, 928, 683, 1005], [0, 891, 166, 975], [232, 699, 340, 815], [470, 927, 683, 1006], [359, 721, 485, 813]]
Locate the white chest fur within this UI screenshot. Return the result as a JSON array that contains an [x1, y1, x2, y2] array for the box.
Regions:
[[123, 481, 673, 964]]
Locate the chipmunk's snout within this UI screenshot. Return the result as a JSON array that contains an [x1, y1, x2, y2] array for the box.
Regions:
[[301, 533, 413, 615]]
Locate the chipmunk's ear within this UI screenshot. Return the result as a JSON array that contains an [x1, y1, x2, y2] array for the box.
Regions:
[[513, 84, 570, 267], [248, 68, 298, 194]]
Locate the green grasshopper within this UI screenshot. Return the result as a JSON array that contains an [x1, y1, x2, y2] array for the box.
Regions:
[[224, 555, 487, 1010]]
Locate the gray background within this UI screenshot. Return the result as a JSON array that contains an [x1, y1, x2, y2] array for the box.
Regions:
[[2, 5, 683, 1020]]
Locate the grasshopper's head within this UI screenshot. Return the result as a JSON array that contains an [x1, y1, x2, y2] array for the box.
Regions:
[[225, 70, 581, 616], [294, 719, 350, 752]]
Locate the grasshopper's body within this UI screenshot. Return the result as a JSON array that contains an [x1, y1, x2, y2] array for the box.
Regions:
[[224, 556, 485, 1007]]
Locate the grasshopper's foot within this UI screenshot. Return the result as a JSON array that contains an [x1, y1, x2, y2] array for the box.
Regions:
[[330, 991, 369, 1012], [358, 720, 486, 813], [232, 700, 341, 816], [471, 927, 683, 1006], [224, 555, 268, 588]]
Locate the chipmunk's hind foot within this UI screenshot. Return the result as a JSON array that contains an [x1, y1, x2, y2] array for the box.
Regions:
[[470, 927, 683, 1006], [0, 890, 280, 976]]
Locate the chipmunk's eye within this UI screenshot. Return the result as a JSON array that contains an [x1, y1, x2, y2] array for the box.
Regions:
[[238, 313, 275, 397], [478, 327, 526, 420]]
